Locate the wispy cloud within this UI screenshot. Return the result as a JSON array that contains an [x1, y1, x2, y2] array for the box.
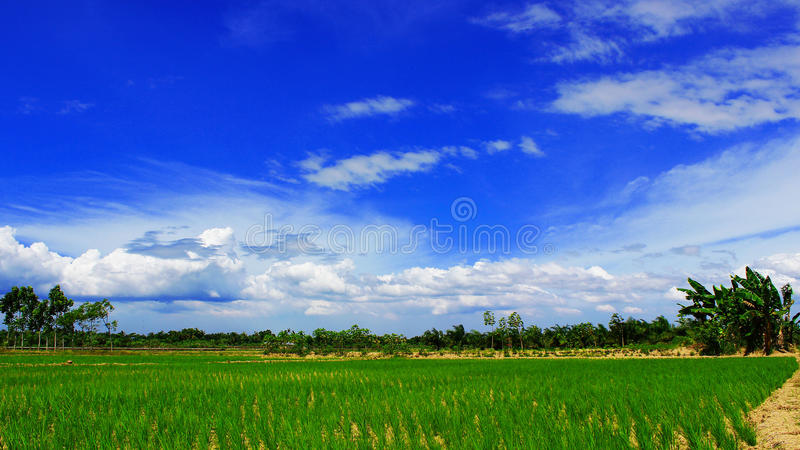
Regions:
[[58, 100, 94, 114], [552, 41, 800, 132], [300, 136, 547, 191], [554, 136, 800, 269], [300, 150, 441, 191], [472, 0, 789, 63], [485, 139, 512, 154], [17, 97, 39, 115], [519, 136, 545, 157], [472, 4, 561, 32], [323, 96, 415, 121], [485, 136, 546, 157]]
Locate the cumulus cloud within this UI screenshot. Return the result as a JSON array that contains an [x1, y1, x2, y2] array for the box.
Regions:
[[553, 42, 800, 132], [595, 304, 616, 312], [245, 257, 673, 317], [0, 225, 674, 319], [0, 226, 244, 299], [324, 96, 415, 121], [750, 252, 800, 285]]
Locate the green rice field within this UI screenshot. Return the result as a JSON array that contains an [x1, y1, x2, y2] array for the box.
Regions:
[[0, 354, 796, 449]]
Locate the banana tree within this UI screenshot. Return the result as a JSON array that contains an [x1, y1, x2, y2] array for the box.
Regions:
[[731, 267, 787, 355], [780, 284, 798, 350], [677, 278, 718, 322]]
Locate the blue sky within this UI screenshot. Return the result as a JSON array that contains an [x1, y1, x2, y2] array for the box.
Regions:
[[3, 0, 800, 334]]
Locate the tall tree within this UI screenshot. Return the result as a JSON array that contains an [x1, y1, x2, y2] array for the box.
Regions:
[[497, 317, 508, 350], [780, 284, 798, 350], [483, 310, 495, 349], [732, 267, 787, 355], [677, 279, 717, 323], [507, 312, 524, 350], [97, 299, 117, 350], [609, 313, 624, 347], [1, 287, 23, 348], [17, 286, 39, 348], [47, 286, 74, 351]]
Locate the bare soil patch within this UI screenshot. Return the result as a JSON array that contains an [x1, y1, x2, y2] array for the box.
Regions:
[[747, 357, 800, 449]]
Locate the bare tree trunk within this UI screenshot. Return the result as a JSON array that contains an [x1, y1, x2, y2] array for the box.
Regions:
[[38, 331, 41, 350]]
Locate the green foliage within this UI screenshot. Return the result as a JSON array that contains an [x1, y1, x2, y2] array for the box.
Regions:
[[677, 267, 796, 355]]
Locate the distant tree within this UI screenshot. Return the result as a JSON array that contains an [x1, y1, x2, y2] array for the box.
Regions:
[[445, 324, 465, 348], [30, 295, 49, 350], [507, 312, 524, 350], [1, 287, 24, 348], [97, 299, 117, 350], [609, 313, 624, 347], [483, 310, 496, 349], [47, 285, 74, 350], [497, 317, 508, 350], [780, 284, 798, 350]]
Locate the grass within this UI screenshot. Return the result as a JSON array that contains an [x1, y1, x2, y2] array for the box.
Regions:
[[0, 354, 795, 449]]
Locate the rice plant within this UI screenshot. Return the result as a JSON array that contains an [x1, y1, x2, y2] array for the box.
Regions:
[[0, 355, 794, 449]]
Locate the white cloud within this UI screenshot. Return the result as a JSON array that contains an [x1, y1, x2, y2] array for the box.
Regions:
[[548, 31, 624, 64], [519, 136, 546, 157], [623, 306, 644, 314], [324, 96, 415, 121], [473, 0, 787, 63], [473, 4, 561, 32], [751, 252, 800, 285], [0, 226, 244, 299], [553, 42, 800, 132], [442, 146, 479, 159], [0, 225, 672, 319], [485, 140, 512, 154], [595, 304, 617, 312], [664, 287, 684, 301], [300, 138, 543, 190], [485, 137, 546, 157], [556, 135, 800, 279], [300, 150, 441, 191]]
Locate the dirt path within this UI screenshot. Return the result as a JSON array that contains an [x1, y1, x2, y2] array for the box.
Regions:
[[748, 359, 800, 449]]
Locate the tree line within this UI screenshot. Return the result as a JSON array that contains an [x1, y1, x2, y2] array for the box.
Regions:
[[1, 267, 797, 355], [1, 285, 116, 349]]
